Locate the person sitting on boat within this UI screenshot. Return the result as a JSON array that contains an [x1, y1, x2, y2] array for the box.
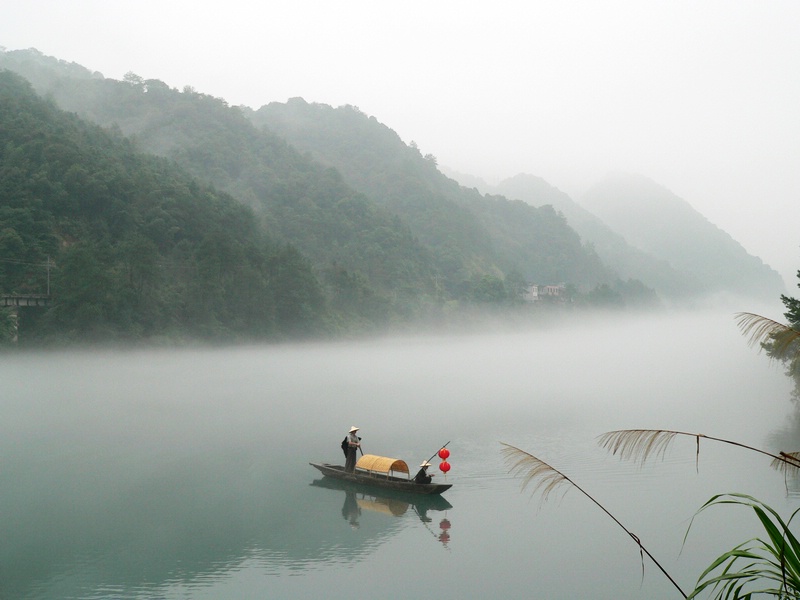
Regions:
[[344, 426, 361, 473], [413, 461, 434, 484]]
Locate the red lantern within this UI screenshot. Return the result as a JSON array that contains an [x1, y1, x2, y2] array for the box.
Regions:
[[439, 518, 451, 531], [438, 448, 450, 460], [439, 460, 451, 473]]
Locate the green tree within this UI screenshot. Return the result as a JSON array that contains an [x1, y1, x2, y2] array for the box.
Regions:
[[46, 240, 114, 338], [0, 307, 16, 343], [736, 273, 800, 402], [469, 274, 508, 304], [267, 244, 326, 336], [0, 70, 336, 343]]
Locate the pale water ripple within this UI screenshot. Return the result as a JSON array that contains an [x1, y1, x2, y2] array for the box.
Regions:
[[2, 309, 798, 599]]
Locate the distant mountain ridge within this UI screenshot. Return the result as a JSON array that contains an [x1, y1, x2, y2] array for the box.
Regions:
[[0, 46, 783, 328], [248, 98, 615, 290], [483, 173, 702, 298], [0, 70, 328, 341], [445, 169, 784, 301], [0, 49, 618, 295], [579, 174, 785, 299], [0, 49, 443, 320]]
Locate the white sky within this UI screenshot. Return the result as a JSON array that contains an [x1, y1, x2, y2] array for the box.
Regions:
[[2, 1, 799, 288]]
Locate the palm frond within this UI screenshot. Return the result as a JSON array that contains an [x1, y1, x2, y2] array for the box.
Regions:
[[734, 312, 800, 359]]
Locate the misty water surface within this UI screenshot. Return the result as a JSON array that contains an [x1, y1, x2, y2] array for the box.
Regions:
[[1, 307, 798, 599]]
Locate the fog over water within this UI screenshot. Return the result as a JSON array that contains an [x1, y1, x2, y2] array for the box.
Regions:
[[2, 305, 799, 599]]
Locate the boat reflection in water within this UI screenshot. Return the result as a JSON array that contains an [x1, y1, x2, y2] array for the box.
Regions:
[[311, 477, 453, 545]]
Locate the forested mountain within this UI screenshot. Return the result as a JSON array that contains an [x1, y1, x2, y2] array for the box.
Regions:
[[0, 48, 633, 310], [4, 47, 778, 345], [580, 174, 785, 300], [446, 169, 785, 303], [248, 98, 615, 292], [0, 70, 326, 343], [0, 49, 443, 328], [487, 174, 701, 299]]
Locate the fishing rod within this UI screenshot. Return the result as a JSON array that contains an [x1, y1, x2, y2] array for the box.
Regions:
[[421, 441, 450, 466]]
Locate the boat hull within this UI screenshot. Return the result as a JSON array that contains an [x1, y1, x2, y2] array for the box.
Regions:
[[309, 462, 452, 495]]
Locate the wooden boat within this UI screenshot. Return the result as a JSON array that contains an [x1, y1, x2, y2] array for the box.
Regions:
[[310, 476, 453, 514], [309, 454, 452, 496]]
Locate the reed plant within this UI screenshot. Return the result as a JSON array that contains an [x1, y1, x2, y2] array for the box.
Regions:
[[685, 493, 800, 599], [501, 442, 690, 597], [503, 434, 800, 599], [502, 311, 800, 598]]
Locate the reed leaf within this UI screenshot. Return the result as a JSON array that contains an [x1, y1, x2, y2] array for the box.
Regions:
[[772, 452, 800, 477], [685, 493, 800, 599], [735, 312, 800, 360], [501, 442, 688, 598], [598, 429, 800, 475], [598, 429, 685, 466], [501, 442, 573, 504]]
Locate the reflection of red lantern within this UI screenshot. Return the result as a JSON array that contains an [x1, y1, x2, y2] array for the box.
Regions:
[[438, 448, 450, 460], [439, 460, 451, 473]]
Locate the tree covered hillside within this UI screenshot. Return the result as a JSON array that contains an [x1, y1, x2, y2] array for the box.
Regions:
[[489, 173, 700, 299], [0, 48, 667, 342], [0, 49, 440, 322], [1, 48, 636, 306], [248, 98, 618, 293], [580, 174, 785, 301], [0, 70, 326, 343]]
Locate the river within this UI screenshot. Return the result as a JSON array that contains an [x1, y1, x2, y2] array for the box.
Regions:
[[1, 306, 797, 599]]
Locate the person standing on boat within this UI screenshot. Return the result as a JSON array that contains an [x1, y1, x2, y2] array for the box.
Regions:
[[344, 426, 361, 473], [341, 491, 361, 528], [413, 461, 434, 484]]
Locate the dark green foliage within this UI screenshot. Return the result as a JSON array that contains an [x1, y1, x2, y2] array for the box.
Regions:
[[584, 283, 625, 308], [736, 271, 800, 403], [774, 271, 800, 400], [467, 274, 508, 304], [248, 99, 619, 294], [0, 70, 326, 343], [492, 173, 701, 300], [782, 273, 800, 328], [0, 48, 672, 344], [581, 279, 662, 309], [0, 54, 440, 319], [266, 245, 325, 335]]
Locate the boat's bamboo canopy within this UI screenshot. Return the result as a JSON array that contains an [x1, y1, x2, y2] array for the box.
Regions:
[[357, 497, 409, 516], [356, 454, 410, 475]]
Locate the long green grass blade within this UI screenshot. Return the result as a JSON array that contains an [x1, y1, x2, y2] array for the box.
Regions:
[[686, 494, 800, 599]]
